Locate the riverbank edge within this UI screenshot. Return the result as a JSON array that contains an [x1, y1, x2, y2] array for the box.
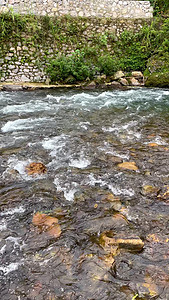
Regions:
[[0, 80, 168, 91], [0, 81, 142, 91]]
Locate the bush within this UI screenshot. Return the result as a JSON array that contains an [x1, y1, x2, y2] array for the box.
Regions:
[[46, 55, 72, 82], [145, 72, 169, 87], [47, 50, 95, 83], [97, 55, 119, 76]]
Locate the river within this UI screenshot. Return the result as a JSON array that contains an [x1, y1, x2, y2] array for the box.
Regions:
[[0, 88, 169, 300]]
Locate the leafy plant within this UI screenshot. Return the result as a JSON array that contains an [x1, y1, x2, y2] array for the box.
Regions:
[[98, 55, 119, 76]]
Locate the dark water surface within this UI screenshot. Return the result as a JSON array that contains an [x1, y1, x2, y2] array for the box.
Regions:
[[0, 88, 169, 300]]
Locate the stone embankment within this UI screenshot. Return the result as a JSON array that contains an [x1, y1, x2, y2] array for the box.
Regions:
[[0, 1, 153, 84], [0, 0, 153, 19], [0, 18, 150, 83], [0, 70, 144, 90]]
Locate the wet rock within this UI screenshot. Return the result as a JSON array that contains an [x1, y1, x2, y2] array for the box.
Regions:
[[83, 213, 128, 234], [100, 193, 122, 211], [118, 161, 138, 171], [84, 81, 96, 89], [25, 162, 47, 175], [100, 233, 144, 252], [32, 212, 61, 238], [2, 84, 23, 91], [114, 70, 125, 80], [106, 154, 123, 164], [144, 233, 169, 261], [137, 276, 159, 298], [157, 186, 169, 202], [148, 142, 159, 147], [142, 185, 159, 196]]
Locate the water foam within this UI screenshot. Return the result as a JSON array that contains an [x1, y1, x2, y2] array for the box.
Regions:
[[1, 117, 49, 132], [1, 101, 52, 114], [42, 134, 68, 157], [54, 178, 78, 201], [0, 245, 6, 255], [46, 94, 62, 102], [69, 157, 90, 169], [0, 205, 25, 216], [0, 219, 7, 231], [108, 184, 135, 196], [0, 262, 20, 275]]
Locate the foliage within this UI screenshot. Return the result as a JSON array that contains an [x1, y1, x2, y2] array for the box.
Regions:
[[97, 55, 119, 76], [0, 10, 168, 85], [145, 72, 169, 87], [149, 0, 169, 15], [131, 294, 138, 300], [47, 50, 95, 82]]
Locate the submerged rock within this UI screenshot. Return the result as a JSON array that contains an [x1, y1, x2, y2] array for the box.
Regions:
[[118, 161, 138, 171], [148, 142, 159, 147], [157, 186, 169, 203], [32, 212, 61, 238], [2, 84, 23, 91], [100, 233, 144, 252], [26, 162, 47, 175], [142, 185, 159, 196], [100, 193, 122, 211]]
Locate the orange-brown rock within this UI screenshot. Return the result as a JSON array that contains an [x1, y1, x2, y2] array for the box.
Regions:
[[157, 186, 169, 202], [118, 161, 138, 171], [142, 185, 159, 195], [100, 233, 144, 252], [148, 143, 159, 147], [26, 162, 47, 175], [142, 276, 159, 297], [32, 212, 58, 227], [113, 237, 144, 250], [32, 212, 61, 238]]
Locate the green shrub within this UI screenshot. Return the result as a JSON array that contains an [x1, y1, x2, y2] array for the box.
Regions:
[[145, 72, 169, 87], [97, 55, 119, 76], [46, 56, 72, 82], [47, 50, 95, 83]]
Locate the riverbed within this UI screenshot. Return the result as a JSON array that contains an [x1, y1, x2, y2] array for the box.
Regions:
[[0, 88, 169, 300]]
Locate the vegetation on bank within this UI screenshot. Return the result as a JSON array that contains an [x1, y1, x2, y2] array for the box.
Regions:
[[0, 2, 168, 86], [45, 16, 169, 86]]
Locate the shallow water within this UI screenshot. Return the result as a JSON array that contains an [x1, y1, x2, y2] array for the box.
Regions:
[[0, 88, 169, 300]]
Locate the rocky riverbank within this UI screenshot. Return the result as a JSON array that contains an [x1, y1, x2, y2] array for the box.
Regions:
[[0, 70, 146, 91]]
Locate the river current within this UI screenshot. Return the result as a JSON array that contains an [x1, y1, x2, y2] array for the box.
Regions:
[[0, 88, 169, 300]]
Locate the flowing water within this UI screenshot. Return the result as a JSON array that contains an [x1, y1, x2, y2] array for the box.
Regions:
[[0, 88, 169, 300]]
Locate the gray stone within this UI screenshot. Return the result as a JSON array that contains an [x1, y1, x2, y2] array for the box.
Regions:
[[130, 77, 140, 86], [20, 75, 30, 82], [3, 84, 23, 91], [119, 78, 129, 86], [114, 70, 125, 80], [131, 71, 144, 78]]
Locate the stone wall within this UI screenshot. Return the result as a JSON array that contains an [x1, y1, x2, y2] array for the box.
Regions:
[[0, 18, 151, 83], [0, 0, 153, 19]]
